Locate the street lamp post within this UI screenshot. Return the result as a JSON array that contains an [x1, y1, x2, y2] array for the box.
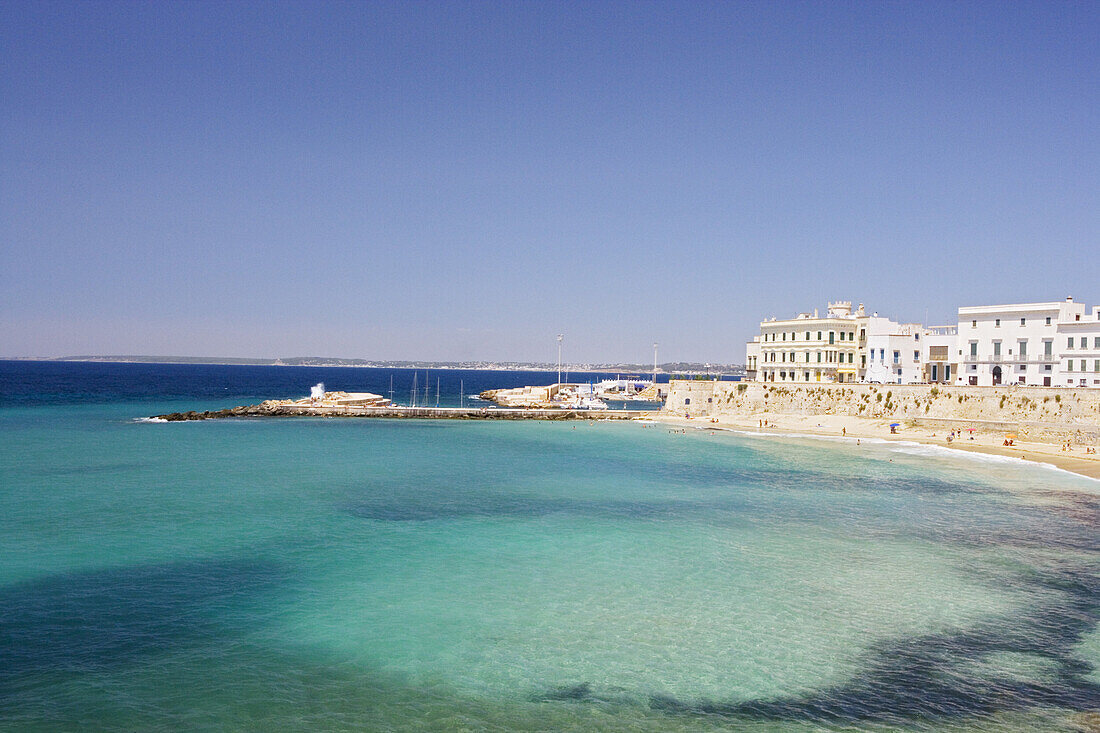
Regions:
[[557, 334, 564, 386], [653, 342, 658, 389]]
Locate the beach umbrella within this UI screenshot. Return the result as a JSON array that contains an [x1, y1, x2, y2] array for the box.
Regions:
[[1005, 433, 1016, 439], [966, 428, 976, 433], [889, 423, 901, 427]]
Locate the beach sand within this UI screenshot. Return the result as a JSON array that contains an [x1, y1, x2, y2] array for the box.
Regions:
[[656, 412, 1100, 481]]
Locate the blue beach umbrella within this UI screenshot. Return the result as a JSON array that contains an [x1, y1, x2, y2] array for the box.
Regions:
[[889, 423, 901, 427]]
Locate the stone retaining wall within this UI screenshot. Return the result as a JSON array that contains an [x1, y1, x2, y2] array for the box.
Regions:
[[665, 381, 1100, 443]]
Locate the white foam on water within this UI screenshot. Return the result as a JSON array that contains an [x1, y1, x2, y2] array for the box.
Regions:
[[133, 417, 168, 423], [717, 426, 1099, 484], [883, 441, 1098, 483]]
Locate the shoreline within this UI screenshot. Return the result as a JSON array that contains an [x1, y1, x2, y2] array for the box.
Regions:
[[655, 412, 1100, 481]]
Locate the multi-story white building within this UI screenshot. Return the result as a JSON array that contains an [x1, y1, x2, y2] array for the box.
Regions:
[[955, 298, 1100, 387], [921, 326, 958, 384], [1059, 304, 1100, 388], [745, 297, 1099, 388], [745, 337, 760, 381], [864, 318, 925, 384], [752, 301, 867, 384]]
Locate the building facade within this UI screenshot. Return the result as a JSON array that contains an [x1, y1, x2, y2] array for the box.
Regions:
[[863, 318, 925, 384], [745, 297, 1099, 388], [921, 326, 958, 384], [956, 298, 1100, 387], [753, 301, 867, 383]]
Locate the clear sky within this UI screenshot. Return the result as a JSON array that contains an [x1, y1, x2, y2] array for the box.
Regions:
[[2, 1, 1097, 364]]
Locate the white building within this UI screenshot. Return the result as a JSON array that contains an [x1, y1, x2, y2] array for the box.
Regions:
[[864, 318, 925, 384], [745, 337, 760, 380], [920, 326, 958, 384], [956, 298, 1100, 387], [752, 301, 866, 384], [745, 297, 1100, 388], [1061, 305, 1100, 388]]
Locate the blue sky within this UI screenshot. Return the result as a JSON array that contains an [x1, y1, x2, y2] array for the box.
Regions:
[[2, 1, 1097, 363]]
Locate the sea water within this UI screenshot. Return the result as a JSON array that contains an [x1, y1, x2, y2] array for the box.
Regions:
[[1, 361, 1098, 731]]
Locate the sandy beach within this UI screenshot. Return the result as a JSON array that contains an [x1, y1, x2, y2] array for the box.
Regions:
[[656, 412, 1100, 481]]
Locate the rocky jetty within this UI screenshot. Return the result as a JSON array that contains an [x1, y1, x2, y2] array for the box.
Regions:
[[153, 400, 648, 421], [156, 401, 297, 421]]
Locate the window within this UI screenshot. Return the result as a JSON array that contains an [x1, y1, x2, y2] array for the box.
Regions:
[[1018, 340, 1027, 357], [1021, 318, 1026, 326], [893, 351, 900, 364], [995, 318, 1000, 327], [1095, 360, 1100, 373], [817, 352, 822, 363], [1046, 317, 1051, 325], [859, 329, 865, 341], [972, 320, 977, 328], [970, 342, 978, 357], [1044, 340, 1053, 357], [817, 331, 822, 340], [805, 332, 810, 340], [848, 353, 854, 363], [914, 333, 920, 341], [1069, 337, 1075, 348], [914, 350, 920, 362], [829, 332, 835, 344], [782, 332, 786, 341], [993, 341, 1001, 357], [1095, 337, 1100, 348]]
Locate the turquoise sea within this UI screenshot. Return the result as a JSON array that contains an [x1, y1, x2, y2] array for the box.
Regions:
[[1, 361, 1098, 731]]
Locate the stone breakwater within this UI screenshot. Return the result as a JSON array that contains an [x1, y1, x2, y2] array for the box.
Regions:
[[665, 381, 1100, 444], [154, 402, 649, 421]]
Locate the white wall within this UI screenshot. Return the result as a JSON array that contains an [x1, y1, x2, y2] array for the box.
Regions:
[[956, 302, 1072, 387]]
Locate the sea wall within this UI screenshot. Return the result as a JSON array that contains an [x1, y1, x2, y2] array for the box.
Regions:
[[664, 381, 1100, 443], [154, 403, 648, 421]]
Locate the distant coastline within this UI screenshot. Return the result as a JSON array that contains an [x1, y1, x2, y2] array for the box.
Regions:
[[0, 355, 746, 375]]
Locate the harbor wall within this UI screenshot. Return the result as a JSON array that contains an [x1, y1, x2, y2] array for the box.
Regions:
[[664, 380, 1100, 443], [156, 403, 651, 421]]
